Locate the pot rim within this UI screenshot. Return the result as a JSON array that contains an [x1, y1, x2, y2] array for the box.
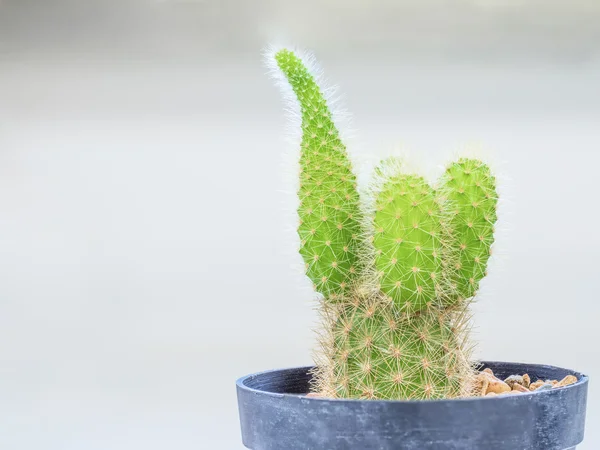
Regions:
[[236, 360, 588, 404]]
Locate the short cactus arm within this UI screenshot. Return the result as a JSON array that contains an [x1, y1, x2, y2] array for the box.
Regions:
[[372, 163, 444, 312], [272, 49, 363, 298], [439, 158, 498, 300]]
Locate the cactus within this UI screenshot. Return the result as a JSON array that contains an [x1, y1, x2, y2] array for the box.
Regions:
[[268, 48, 498, 400], [372, 167, 446, 313], [439, 159, 498, 301], [326, 291, 468, 400], [274, 49, 363, 299]]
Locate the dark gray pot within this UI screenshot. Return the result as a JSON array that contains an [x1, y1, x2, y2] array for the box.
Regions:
[[236, 361, 588, 450]]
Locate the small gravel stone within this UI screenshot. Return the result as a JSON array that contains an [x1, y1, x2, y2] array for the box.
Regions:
[[504, 375, 525, 389], [480, 372, 511, 394], [475, 370, 577, 397], [529, 380, 545, 391], [555, 375, 578, 387], [478, 377, 490, 397], [511, 383, 529, 393]]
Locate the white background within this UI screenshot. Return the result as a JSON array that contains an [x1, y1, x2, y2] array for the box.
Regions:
[[0, 1, 599, 448]]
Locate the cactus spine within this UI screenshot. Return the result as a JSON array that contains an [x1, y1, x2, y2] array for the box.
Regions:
[[269, 48, 498, 400]]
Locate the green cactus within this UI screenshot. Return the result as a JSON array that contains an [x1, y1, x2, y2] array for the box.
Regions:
[[269, 48, 498, 400], [274, 49, 363, 299], [326, 293, 467, 400], [439, 158, 498, 301], [372, 167, 446, 313]]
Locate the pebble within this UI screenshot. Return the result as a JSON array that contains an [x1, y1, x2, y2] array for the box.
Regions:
[[477, 371, 511, 395], [487, 378, 511, 394], [556, 375, 578, 387], [504, 375, 524, 389], [511, 383, 529, 393], [505, 374, 531, 389], [477, 371, 578, 396], [529, 380, 545, 391]]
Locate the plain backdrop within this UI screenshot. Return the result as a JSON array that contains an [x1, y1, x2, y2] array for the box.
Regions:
[[0, 0, 599, 448]]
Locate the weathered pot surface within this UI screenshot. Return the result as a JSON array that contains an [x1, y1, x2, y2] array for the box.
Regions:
[[237, 361, 588, 450]]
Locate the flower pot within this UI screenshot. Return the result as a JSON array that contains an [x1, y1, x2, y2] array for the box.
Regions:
[[236, 361, 588, 450]]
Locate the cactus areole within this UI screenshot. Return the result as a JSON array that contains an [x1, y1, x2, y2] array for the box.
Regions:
[[235, 48, 588, 449]]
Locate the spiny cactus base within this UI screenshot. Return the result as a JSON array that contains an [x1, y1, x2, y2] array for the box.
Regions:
[[269, 47, 498, 400], [314, 293, 473, 400]]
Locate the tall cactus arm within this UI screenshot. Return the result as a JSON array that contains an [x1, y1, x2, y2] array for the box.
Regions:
[[272, 49, 363, 299]]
